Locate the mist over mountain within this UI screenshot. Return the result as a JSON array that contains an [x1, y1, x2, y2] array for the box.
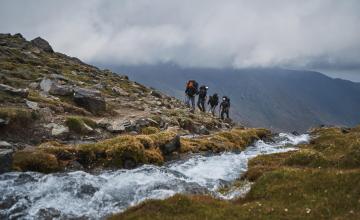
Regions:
[[107, 64, 360, 132]]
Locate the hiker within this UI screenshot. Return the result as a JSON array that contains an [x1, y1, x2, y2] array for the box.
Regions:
[[208, 93, 219, 116], [197, 85, 208, 112], [219, 96, 230, 120], [185, 80, 198, 112]]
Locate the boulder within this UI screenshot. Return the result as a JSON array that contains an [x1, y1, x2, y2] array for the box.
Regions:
[[0, 149, 13, 173], [73, 88, 106, 114], [40, 78, 73, 96], [51, 124, 69, 136], [0, 141, 12, 149], [107, 120, 134, 133], [30, 37, 54, 53], [0, 118, 10, 126], [25, 100, 39, 110], [0, 83, 29, 98], [160, 135, 181, 155]]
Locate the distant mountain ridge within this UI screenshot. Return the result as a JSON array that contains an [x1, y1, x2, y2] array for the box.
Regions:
[[107, 64, 360, 132]]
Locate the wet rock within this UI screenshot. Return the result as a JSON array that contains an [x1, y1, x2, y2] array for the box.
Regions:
[[0, 141, 12, 149], [25, 99, 39, 110], [66, 160, 84, 171], [0, 149, 13, 173], [14, 173, 37, 184], [73, 88, 106, 114], [123, 158, 137, 169], [51, 124, 69, 136], [31, 37, 54, 53], [160, 135, 181, 155], [0, 83, 29, 98], [0, 195, 18, 209], [79, 184, 99, 196], [0, 118, 9, 126], [37, 208, 61, 220]]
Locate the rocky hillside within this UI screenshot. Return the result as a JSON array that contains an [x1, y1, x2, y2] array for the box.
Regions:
[[0, 33, 268, 173]]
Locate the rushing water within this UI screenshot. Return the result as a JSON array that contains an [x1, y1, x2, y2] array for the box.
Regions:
[[0, 133, 309, 220]]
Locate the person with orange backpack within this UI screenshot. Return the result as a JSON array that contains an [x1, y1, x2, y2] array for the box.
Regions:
[[185, 80, 198, 112]]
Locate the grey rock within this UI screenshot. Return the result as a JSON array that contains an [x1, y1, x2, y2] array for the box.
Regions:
[[73, 88, 106, 114], [0, 83, 29, 98], [51, 124, 69, 136], [66, 160, 84, 171], [0, 149, 13, 173], [0, 141, 12, 149], [31, 37, 54, 53], [107, 120, 133, 133], [160, 135, 181, 155], [0, 118, 10, 126], [112, 86, 129, 96], [28, 82, 39, 89], [151, 90, 163, 98], [25, 100, 39, 110], [40, 78, 73, 96]]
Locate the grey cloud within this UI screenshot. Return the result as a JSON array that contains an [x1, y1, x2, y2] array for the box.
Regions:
[[1, 0, 360, 72]]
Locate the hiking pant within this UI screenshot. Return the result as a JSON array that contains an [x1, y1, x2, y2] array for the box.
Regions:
[[221, 107, 229, 119], [209, 105, 217, 116], [185, 95, 195, 111], [197, 97, 206, 112]]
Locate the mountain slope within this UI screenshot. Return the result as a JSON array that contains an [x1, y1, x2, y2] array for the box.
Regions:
[[111, 64, 360, 132]]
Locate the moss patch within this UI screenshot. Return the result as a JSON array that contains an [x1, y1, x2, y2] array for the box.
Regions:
[[65, 116, 97, 134], [180, 128, 270, 153]]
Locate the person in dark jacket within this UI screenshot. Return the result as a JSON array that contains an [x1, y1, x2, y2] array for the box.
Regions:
[[185, 80, 198, 112], [208, 93, 219, 116], [197, 85, 208, 112], [219, 96, 230, 119]]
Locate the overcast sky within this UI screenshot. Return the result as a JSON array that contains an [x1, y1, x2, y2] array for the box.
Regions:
[[1, 0, 360, 81]]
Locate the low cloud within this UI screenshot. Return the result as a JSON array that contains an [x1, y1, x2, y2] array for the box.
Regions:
[[1, 0, 360, 72]]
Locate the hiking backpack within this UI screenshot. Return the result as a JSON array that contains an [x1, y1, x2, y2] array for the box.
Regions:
[[198, 85, 207, 98], [186, 80, 198, 96]]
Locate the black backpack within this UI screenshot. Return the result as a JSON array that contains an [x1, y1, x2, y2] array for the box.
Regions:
[[222, 96, 230, 108], [209, 94, 218, 106], [198, 85, 207, 98], [186, 80, 198, 96]]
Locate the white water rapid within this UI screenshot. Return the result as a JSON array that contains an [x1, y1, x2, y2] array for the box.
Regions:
[[0, 133, 309, 219]]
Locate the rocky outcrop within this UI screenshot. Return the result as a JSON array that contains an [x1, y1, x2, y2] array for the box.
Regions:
[[73, 88, 106, 114], [40, 78, 73, 96], [0, 149, 13, 173], [31, 37, 54, 53], [0, 83, 29, 98], [160, 135, 181, 155]]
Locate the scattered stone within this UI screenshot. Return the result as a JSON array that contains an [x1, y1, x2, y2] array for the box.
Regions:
[[151, 90, 163, 98], [37, 208, 61, 220], [51, 124, 69, 136], [0, 83, 29, 98], [73, 88, 106, 114], [25, 100, 39, 110], [160, 135, 181, 155], [28, 82, 39, 89], [112, 86, 129, 96], [0, 141, 12, 149], [107, 120, 133, 133], [0, 149, 13, 173], [31, 37, 54, 53], [197, 125, 210, 135]]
